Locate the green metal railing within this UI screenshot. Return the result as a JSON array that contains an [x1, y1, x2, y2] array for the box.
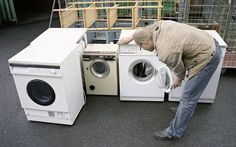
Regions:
[[0, 0, 17, 22]]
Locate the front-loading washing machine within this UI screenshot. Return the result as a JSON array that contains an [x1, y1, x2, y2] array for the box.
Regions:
[[83, 44, 118, 95], [118, 30, 172, 101], [8, 43, 85, 125], [119, 49, 172, 101]]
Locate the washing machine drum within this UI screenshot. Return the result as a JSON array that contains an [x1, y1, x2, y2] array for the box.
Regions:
[[130, 59, 172, 92], [131, 60, 154, 81], [90, 59, 110, 78], [27, 79, 56, 106]]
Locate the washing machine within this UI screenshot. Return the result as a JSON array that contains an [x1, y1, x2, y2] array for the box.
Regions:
[[8, 43, 85, 125], [119, 30, 172, 101], [83, 44, 118, 95], [169, 30, 228, 103]]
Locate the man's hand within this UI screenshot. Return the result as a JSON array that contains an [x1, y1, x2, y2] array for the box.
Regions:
[[116, 36, 133, 45], [172, 78, 182, 89]]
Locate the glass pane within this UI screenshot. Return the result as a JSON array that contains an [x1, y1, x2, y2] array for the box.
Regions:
[[92, 62, 107, 74], [132, 61, 154, 81], [32, 84, 52, 102], [91, 60, 110, 78], [27, 79, 55, 106]]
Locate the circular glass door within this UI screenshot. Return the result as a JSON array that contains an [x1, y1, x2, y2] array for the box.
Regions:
[[27, 79, 55, 106], [90, 59, 110, 78], [129, 59, 155, 81]]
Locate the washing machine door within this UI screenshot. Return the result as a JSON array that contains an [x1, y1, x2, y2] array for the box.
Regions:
[[155, 64, 172, 93], [90, 59, 110, 78], [27, 79, 56, 106], [129, 59, 172, 92]]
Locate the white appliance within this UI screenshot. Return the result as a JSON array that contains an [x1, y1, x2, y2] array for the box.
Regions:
[[119, 30, 172, 101], [30, 28, 88, 63], [30, 28, 88, 47], [169, 30, 228, 103], [83, 44, 119, 95], [30, 28, 88, 87], [8, 43, 85, 125]]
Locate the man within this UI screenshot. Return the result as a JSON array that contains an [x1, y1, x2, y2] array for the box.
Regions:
[[117, 20, 221, 140]]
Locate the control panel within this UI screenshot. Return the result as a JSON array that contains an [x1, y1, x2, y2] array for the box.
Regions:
[[83, 55, 116, 61]]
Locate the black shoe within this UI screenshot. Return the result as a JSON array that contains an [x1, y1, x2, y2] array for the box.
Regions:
[[153, 130, 173, 140], [170, 106, 178, 113]]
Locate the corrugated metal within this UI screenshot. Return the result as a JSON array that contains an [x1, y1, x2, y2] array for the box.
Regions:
[[0, 0, 17, 22]]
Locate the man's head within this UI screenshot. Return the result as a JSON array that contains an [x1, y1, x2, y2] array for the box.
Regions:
[[133, 28, 154, 52]]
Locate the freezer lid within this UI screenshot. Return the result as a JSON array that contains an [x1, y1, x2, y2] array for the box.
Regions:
[[155, 64, 172, 93]]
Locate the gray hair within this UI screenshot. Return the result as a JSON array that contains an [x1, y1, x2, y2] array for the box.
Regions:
[[133, 28, 153, 46]]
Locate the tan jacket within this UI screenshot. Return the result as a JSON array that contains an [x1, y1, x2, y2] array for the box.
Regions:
[[148, 20, 215, 80]]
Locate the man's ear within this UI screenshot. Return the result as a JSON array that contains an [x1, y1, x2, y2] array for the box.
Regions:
[[140, 40, 147, 45]]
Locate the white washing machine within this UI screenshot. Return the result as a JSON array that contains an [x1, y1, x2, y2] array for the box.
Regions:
[[169, 30, 228, 103], [83, 44, 118, 95], [119, 30, 172, 101], [8, 43, 85, 125]]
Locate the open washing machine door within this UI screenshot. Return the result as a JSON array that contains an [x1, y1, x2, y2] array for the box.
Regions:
[[155, 64, 172, 93]]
